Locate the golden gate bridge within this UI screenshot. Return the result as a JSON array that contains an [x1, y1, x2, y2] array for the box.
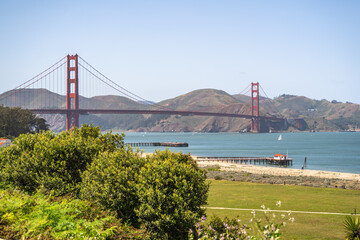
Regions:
[[0, 54, 292, 132]]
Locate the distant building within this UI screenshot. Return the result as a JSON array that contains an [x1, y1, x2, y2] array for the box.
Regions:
[[274, 154, 287, 160], [0, 139, 11, 148]]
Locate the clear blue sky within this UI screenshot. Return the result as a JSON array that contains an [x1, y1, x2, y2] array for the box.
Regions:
[[0, 0, 359, 103]]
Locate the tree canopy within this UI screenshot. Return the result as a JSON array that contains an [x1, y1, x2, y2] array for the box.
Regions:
[[0, 106, 49, 138]]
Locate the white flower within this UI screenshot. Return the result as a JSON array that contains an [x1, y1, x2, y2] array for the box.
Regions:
[[276, 200, 282, 207], [251, 210, 256, 216], [289, 217, 295, 223], [261, 204, 266, 209]]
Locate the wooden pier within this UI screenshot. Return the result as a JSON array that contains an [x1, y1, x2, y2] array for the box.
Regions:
[[195, 156, 292, 166], [127, 142, 189, 147]]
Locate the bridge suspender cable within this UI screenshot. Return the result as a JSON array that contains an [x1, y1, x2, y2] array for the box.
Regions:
[[0, 59, 67, 102], [78, 56, 173, 111], [259, 84, 284, 119], [78, 63, 172, 111]]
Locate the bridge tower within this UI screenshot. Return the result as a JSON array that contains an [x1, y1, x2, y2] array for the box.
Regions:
[[66, 54, 79, 130], [251, 82, 260, 132]]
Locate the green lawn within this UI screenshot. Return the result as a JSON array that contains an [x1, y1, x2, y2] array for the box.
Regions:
[[206, 180, 360, 239]]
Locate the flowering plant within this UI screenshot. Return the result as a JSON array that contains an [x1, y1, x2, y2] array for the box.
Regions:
[[250, 201, 294, 240], [189, 201, 294, 240]]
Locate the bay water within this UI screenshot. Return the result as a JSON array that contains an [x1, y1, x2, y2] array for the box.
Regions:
[[121, 131, 360, 174]]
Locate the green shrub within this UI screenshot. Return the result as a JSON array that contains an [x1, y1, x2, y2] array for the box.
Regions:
[[206, 165, 221, 172], [190, 215, 248, 239], [214, 175, 223, 180], [81, 149, 209, 239], [0, 124, 124, 195], [136, 150, 209, 239], [80, 149, 145, 226]]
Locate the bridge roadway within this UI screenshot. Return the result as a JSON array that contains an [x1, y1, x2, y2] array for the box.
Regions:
[[30, 109, 285, 121]]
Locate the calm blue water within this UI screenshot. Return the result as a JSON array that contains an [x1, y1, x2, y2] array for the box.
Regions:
[[120, 132, 360, 174]]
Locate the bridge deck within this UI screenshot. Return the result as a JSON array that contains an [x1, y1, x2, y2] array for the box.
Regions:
[[30, 108, 285, 121]]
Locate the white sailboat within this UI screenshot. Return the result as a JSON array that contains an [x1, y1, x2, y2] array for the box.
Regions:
[[278, 134, 282, 141]]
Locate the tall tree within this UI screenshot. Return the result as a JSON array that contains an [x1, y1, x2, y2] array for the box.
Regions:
[[0, 106, 49, 138]]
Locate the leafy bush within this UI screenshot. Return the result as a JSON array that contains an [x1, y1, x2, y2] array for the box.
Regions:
[[136, 150, 209, 239], [80, 149, 145, 226], [0, 124, 124, 195], [214, 175, 223, 180], [0, 189, 149, 239], [206, 165, 221, 172], [81, 149, 209, 239], [190, 215, 248, 239]]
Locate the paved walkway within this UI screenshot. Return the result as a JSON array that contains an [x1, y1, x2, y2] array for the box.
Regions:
[[205, 206, 355, 216]]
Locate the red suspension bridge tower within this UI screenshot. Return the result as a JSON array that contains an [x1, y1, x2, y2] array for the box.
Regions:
[[66, 54, 79, 130], [251, 82, 260, 133]]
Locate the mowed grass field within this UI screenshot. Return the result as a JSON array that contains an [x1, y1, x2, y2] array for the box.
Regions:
[[206, 180, 360, 239]]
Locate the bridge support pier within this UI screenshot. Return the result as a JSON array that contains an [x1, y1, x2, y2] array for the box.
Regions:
[[66, 111, 79, 131], [66, 54, 79, 130]]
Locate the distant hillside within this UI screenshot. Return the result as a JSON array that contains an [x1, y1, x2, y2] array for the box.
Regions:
[[260, 94, 360, 131], [160, 89, 238, 111], [143, 89, 252, 132], [1, 89, 359, 132]]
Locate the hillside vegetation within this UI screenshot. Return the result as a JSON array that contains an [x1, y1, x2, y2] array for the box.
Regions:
[[1, 89, 359, 132]]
